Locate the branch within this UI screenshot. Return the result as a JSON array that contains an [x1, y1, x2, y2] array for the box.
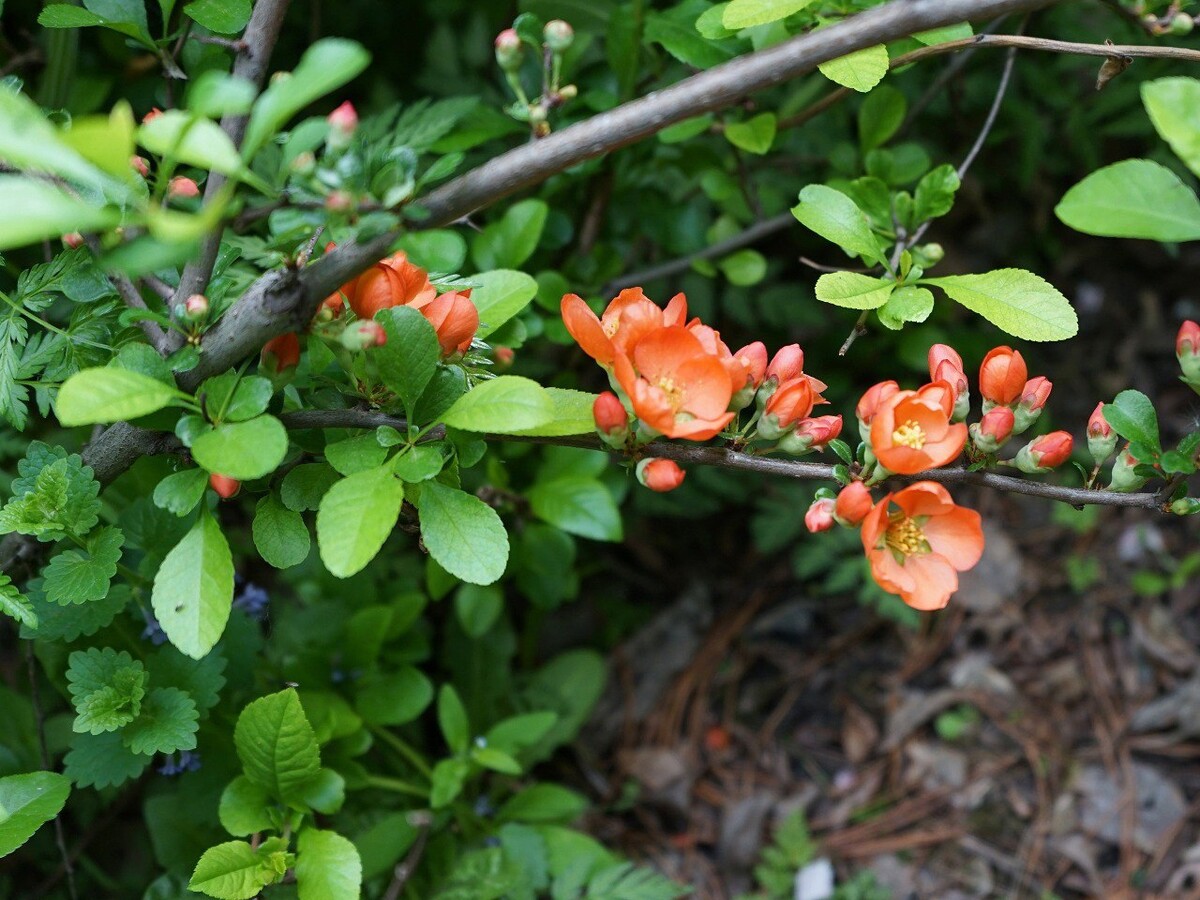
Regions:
[[277, 409, 1170, 512], [81, 235, 172, 355], [168, 0, 292, 327]]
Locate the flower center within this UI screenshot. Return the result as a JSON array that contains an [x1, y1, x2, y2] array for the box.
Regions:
[[657, 375, 684, 409], [891, 419, 927, 449], [885, 514, 929, 558]]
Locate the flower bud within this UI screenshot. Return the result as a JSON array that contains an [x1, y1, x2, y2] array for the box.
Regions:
[[326, 100, 358, 150], [1014, 430, 1073, 473], [856, 380, 899, 443], [325, 190, 353, 213], [915, 242, 944, 265], [1169, 13, 1195, 35], [766, 344, 804, 384], [168, 176, 200, 199], [1012, 376, 1052, 434], [1109, 444, 1148, 492], [341, 319, 386, 351], [932, 360, 970, 421], [969, 405, 1015, 454], [804, 497, 836, 533], [544, 19, 574, 52], [62, 232, 84, 250], [794, 414, 842, 451], [261, 332, 301, 374], [759, 377, 814, 440], [209, 474, 240, 499], [1087, 402, 1117, 464], [494, 28, 523, 71], [593, 391, 629, 446], [979, 346, 1027, 408], [928, 343, 963, 377], [494, 346, 514, 368], [130, 155, 149, 177], [183, 294, 209, 321], [834, 481, 872, 527], [637, 457, 685, 492], [1170, 497, 1200, 515], [142, 107, 163, 124], [734, 341, 768, 390], [1177, 320, 1200, 382], [291, 151, 317, 175]]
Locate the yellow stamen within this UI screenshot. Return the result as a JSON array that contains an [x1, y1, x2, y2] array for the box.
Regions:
[[891, 418, 927, 449], [657, 376, 683, 408], [885, 514, 929, 558]]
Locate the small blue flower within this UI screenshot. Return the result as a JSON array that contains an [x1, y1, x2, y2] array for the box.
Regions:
[[233, 581, 270, 620], [158, 750, 202, 776], [141, 610, 168, 645]]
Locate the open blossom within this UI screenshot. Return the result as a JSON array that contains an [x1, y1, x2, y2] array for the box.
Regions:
[[261, 332, 301, 373], [763, 377, 815, 431], [686, 320, 747, 396], [979, 346, 1027, 406], [344, 251, 436, 320], [856, 380, 899, 426], [870, 382, 967, 474], [861, 481, 984, 611], [561, 288, 687, 367], [835, 481, 872, 526], [637, 457, 685, 492], [613, 326, 735, 440], [420, 290, 479, 356], [805, 498, 836, 533]]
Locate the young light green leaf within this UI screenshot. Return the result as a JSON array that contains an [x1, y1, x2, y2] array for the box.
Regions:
[[316, 466, 404, 578], [218, 776, 273, 838], [791, 184, 886, 266], [923, 269, 1078, 341], [0, 574, 36, 630], [527, 478, 622, 542], [187, 70, 257, 118], [0, 772, 71, 858], [43, 526, 123, 605], [913, 163, 960, 224], [722, 0, 814, 28], [0, 177, 121, 253], [724, 113, 776, 155], [0, 84, 118, 190], [471, 270, 539, 340], [189, 840, 274, 900], [242, 39, 372, 159], [1142, 77, 1200, 178], [418, 481, 509, 585], [376, 306, 439, 415], [38, 4, 152, 46], [1104, 390, 1160, 452], [234, 688, 321, 803], [437, 684, 470, 753], [819, 44, 888, 93], [1055, 159, 1200, 242], [121, 687, 199, 755], [151, 509, 234, 660], [139, 111, 253, 182], [324, 434, 388, 477], [877, 285, 935, 330], [295, 829, 362, 900], [191, 415, 289, 481], [252, 495, 310, 569], [439, 375, 554, 433], [505, 388, 597, 437], [56, 366, 183, 425], [814, 272, 894, 309], [153, 469, 210, 517]]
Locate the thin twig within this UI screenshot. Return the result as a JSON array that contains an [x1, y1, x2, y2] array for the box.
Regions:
[[82, 236, 172, 355], [140, 273, 175, 301], [25, 643, 78, 900], [382, 811, 434, 900]]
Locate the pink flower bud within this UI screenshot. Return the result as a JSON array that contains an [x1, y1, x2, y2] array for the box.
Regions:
[[327, 101, 358, 135], [734, 341, 768, 390], [325, 190, 353, 213], [142, 107, 163, 124], [980, 406, 1015, 442], [1087, 402, 1117, 465], [1020, 376, 1052, 411], [130, 155, 149, 177], [494, 346, 514, 368], [805, 498, 836, 533], [340, 319, 386, 351], [794, 414, 842, 450], [183, 293, 209, 321], [979, 346, 1027, 406], [1087, 402, 1111, 438], [62, 232, 84, 249], [543, 19, 574, 52], [834, 482, 872, 526], [928, 343, 963, 379], [168, 176, 200, 199], [593, 391, 628, 435], [637, 457, 685, 492], [1016, 430, 1073, 473], [1178, 320, 1200, 381], [209, 474, 240, 499], [494, 28, 523, 71], [766, 344, 804, 383]]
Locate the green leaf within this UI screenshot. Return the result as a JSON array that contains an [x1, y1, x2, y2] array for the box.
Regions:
[[316, 466, 405, 578], [454, 583, 502, 638], [63, 730, 149, 789], [722, 0, 814, 28], [718, 248, 767, 286], [376, 306, 439, 416], [296, 768, 345, 815], [23, 583, 127, 642], [38, 4, 151, 45], [201, 372, 273, 423], [472, 199, 549, 270], [391, 444, 446, 482], [0, 81, 120, 191], [528, 478, 622, 542], [499, 783, 588, 824], [0, 176, 120, 252], [295, 829, 362, 900], [1104, 390, 1161, 452], [324, 434, 387, 476], [430, 758, 468, 809], [472, 746, 522, 775], [122, 687, 199, 755], [394, 230, 467, 272], [923, 269, 1078, 341], [437, 684, 470, 753], [0, 455, 101, 541], [43, 526, 123, 605], [146, 645, 227, 712], [418, 481, 509, 585], [234, 688, 321, 803], [913, 163, 960, 224], [56, 366, 182, 425], [791, 184, 885, 265], [151, 508, 234, 660], [724, 113, 776, 155], [877, 285, 934, 330], [187, 71, 257, 118], [191, 415, 289, 481], [281, 464, 340, 511], [66, 647, 147, 734], [440, 375, 554, 433], [354, 666, 433, 726], [139, 111, 254, 183], [189, 840, 275, 900], [0, 772, 71, 858], [505, 388, 597, 437], [814, 272, 894, 309], [242, 39, 372, 159], [859, 85, 906, 152], [913, 22, 973, 45], [1055, 159, 1200, 242], [1142, 77, 1200, 179], [218, 776, 273, 838], [0, 574, 36, 630], [253, 495, 310, 569], [485, 711, 558, 753], [184, 0, 251, 33], [471, 270, 539, 340], [819, 44, 888, 93], [644, 0, 737, 69], [153, 469, 210, 517]]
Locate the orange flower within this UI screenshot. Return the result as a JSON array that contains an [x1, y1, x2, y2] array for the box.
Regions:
[[835, 481, 872, 526], [766, 344, 803, 383], [861, 481, 984, 611], [856, 380, 899, 426], [733, 342, 768, 390], [763, 377, 815, 429], [561, 288, 686, 367], [345, 251, 436, 320], [614, 326, 735, 440], [1015, 430, 1073, 473], [638, 458, 686, 492], [870, 382, 966, 474], [979, 346, 1027, 406], [593, 391, 628, 435], [261, 333, 301, 373], [209, 474, 240, 500], [420, 290, 479, 356], [686, 320, 744, 395], [805, 498, 835, 533]]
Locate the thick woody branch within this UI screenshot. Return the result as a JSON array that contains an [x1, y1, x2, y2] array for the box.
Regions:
[[277, 409, 1171, 512]]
